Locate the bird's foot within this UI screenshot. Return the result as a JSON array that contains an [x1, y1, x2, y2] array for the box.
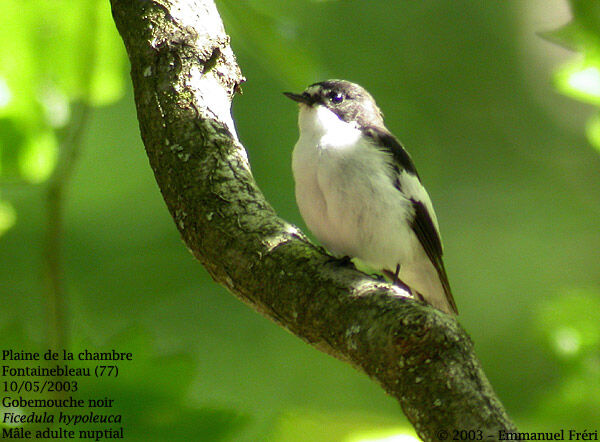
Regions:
[[393, 278, 412, 295], [382, 266, 414, 296]]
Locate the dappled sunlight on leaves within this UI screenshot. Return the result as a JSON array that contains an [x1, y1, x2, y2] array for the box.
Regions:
[[0, 0, 126, 167], [546, 0, 600, 151], [0, 77, 12, 109], [19, 130, 58, 183], [585, 113, 600, 152], [555, 62, 600, 106], [39, 85, 71, 129], [0, 0, 127, 234]]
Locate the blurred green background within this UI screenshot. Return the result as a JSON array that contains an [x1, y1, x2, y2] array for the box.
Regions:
[[1, 0, 599, 440]]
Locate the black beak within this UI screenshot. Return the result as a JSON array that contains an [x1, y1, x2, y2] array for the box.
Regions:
[[283, 91, 314, 105]]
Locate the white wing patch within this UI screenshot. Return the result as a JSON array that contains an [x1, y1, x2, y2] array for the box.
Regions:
[[397, 171, 440, 233]]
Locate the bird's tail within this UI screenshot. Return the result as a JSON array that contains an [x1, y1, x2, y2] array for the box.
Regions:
[[395, 260, 458, 315]]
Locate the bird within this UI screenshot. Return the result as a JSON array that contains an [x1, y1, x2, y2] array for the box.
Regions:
[[283, 79, 458, 315]]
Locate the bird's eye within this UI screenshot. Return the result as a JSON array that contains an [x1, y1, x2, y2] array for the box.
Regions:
[[328, 92, 344, 104]]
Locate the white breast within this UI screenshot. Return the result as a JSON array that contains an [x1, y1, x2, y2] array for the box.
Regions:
[[290, 102, 456, 314], [291, 105, 418, 269]]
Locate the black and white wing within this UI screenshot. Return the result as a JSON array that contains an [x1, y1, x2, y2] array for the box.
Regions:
[[365, 126, 458, 314]]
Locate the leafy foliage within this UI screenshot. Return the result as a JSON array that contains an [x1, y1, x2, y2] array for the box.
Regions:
[[547, 0, 600, 151], [0, 0, 125, 182], [0, 0, 126, 234]]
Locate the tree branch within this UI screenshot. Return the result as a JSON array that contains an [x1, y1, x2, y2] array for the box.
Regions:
[[110, 0, 518, 439]]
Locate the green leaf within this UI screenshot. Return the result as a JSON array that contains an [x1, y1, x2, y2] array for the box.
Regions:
[[27, 0, 126, 106], [0, 0, 126, 185], [0, 198, 16, 236], [554, 59, 600, 107], [546, 0, 600, 153], [87, 0, 128, 106], [18, 130, 58, 183], [541, 22, 594, 52], [585, 112, 600, 151]]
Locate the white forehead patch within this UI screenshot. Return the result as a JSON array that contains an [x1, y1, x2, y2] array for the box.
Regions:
[[305, 85, 323, 96]]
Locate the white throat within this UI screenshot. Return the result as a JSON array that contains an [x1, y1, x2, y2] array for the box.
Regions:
[[297, 104, 362, 149]]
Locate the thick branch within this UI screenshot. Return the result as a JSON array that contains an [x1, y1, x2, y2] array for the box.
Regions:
[[110, 0, 517, 439]]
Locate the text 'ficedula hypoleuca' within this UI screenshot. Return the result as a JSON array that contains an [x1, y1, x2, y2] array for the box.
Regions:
[[284, 80, 458, 315]]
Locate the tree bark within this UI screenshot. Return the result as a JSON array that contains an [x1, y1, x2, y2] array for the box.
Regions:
[[110, 0, 518, 439]]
